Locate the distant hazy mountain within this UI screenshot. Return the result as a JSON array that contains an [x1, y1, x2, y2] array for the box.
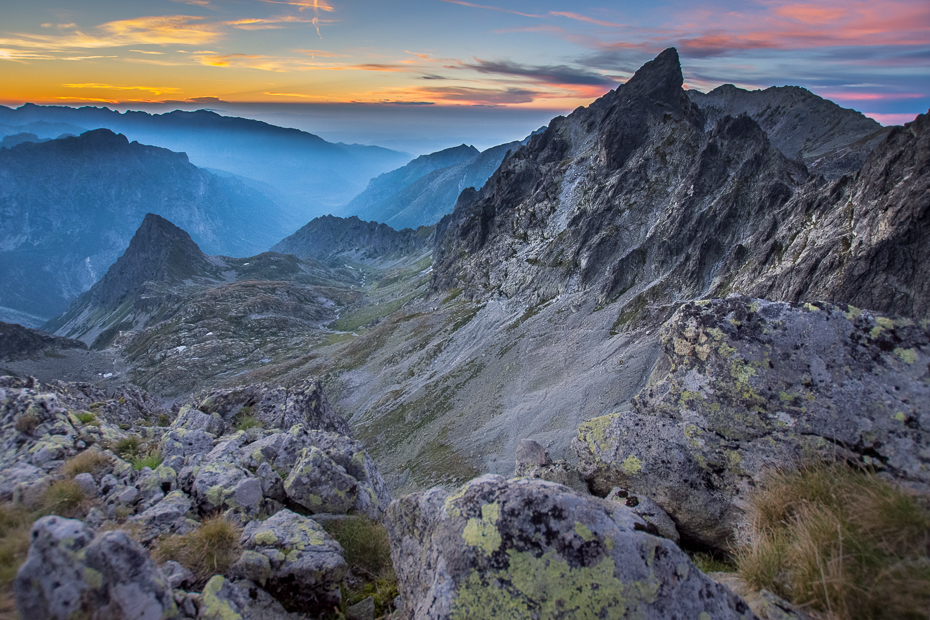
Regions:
[[343, 140, 526, 229], [0, 104, 411, 216], [0, 129, 297, 325], [689, 84, 890, 178], [271, 214, 433, 265]]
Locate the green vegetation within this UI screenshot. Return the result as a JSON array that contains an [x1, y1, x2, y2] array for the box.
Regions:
[[737, 463, 930, 620], [322, 516, 398, 618], [154, 514, 242, 582], [234, 405, 262, 431], [61, 450, 110, 478], [113, 435, 142, 460], [74, 412, 99, 425], [330, 290, 421, 332], [132, 450, 162, 471], [690, 552, 735, 574]]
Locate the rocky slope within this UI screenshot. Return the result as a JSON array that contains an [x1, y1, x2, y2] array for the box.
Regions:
[[0, 104, 410, 214], [45, 213, 362, 357], [0, 322, 86, 362], [345, 141, 525, 229], [689, 84, 890, 178], [0, 129, 298, 325]]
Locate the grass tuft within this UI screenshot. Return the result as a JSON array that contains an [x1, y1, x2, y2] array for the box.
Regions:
[[153, 514, 241, 582], [41, 480, 87, 518], [113, 435, 142, 461], [74, 412, 99, 426], [132, 450, 162, 471], [0, 504, 33, 620], [61, 450, 110, 478], [737, 462, 930, 620], [322, 516, 397, 617]]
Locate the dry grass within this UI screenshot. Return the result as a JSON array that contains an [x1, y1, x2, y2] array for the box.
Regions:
[[40, 480, 87, 518], [61, 450, 110, 478], [153, 514, 241, 582], [0, 504, 34, 620], [737, 463, 930, 620]]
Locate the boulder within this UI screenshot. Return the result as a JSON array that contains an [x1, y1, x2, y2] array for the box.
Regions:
[[387, 475, 756, 620], [284, 446, 358, 514], [130, 490, 196, 542], [573, 297, 930, 548], [605, 487, 679, 544], [198, 576, 307, 620], [190, 379, 350, 435], [239, 509, 347, 613], [15, 515, 177, 620]]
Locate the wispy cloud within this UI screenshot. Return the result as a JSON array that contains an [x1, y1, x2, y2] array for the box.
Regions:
[[863, 111, 920, 125], [62, 83, 183, 96], [455, 58, 618, 86]]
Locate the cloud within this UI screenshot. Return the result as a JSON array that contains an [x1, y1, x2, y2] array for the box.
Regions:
[[62, 83, 183, 96], [863, 111, 920, 125], [819, 91, 926, 101], [455, 58, 618, 86], [395, 85, 543, 105], [254, 0, 334, 12]]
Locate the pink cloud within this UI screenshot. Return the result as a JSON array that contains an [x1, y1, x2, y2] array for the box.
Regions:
[[819, 92, 926, 101], [864, 112, 921, 125]]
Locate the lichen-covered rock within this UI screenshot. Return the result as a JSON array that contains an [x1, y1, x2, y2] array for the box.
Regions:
[[198, 575, 308, 620], [284, 446, 358, 514], [605, 487, 679, 544], [190, 379, 350, 435], [239, 509, 347, 613], [573, 297, 930, 548], [15, 515, 177, 620], [130, 490, 195, 542], [387, 475, 756, 620], [190, 459, 250, 515]]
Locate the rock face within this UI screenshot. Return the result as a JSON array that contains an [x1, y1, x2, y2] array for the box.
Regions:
[[270, 214, 433, 265], [573, 297, 930, 548], [689, 83, 889, 178], [15, 515, 177, 620], [387, 475, 757, 620], [0, 322, 87, 361]]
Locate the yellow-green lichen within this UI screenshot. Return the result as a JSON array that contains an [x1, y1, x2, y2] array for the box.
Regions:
[[200, 576, 243, 620], [578, 415, 615, 453], [83, 567, 103, 589], [450, 548, 659, 620], [574, 522, 595, 542], [463, 502, 502, 554], [254, 530, 279, 546], [894, 347, 918, 364], [621, 455, 643, 476]]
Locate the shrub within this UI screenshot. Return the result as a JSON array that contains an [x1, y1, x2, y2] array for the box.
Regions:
[[737, 462, 930, 620], [154, 514, 241, 581], [132, 450, 162, 471], [14, 412, 39, 434], [41, 480, 86, 517], [322, 516, 397, 616], [61, 450, 110, 478]]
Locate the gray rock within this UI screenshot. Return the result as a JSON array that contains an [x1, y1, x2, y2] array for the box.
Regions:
[[573, 297, 930, 548], [12, 475, 51, 509], [284, 446, 357, 514], [160, 428, 215, 462], [0, 462, 43, 501], [240, 509, 347, 613], [387, 475, 756, 620], [255, 462, 286, 503], [346, 596, 375, 620], [233, 477, 263, 510], [605, 487, 679, 544], [513, 439, 549, 474], [73, 472, 97, 496], [161, 560, 196, 590], [130, 490, 194, 542], [118, 486, 140, 505], [191, 460, 248, 514], [15, 515, 177, 620], [197, 576, 306, 620]]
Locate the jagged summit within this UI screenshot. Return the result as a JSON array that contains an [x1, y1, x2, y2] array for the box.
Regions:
[[87, 213, 216, 308], [621, 47, 685, 103]]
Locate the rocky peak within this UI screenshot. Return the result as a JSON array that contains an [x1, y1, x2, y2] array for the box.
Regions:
[[619, 46, 685, 105], [86, 213, 217, 308]]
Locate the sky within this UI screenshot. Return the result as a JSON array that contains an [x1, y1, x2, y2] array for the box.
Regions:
[[1, 0, 928, 153]]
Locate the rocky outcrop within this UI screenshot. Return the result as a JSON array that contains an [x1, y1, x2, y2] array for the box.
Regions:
[[0, 322, 87, 361], [689, 83, 889, 178], [5, 375, 393, 618], [387, 475, 757, 619], [573, 297, 930, 549], [15, 515, 177, 620]]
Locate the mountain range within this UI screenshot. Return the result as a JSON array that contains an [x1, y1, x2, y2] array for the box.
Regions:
[[0, 104, 410, 215], [5, 48, 927, 490]]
